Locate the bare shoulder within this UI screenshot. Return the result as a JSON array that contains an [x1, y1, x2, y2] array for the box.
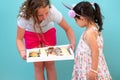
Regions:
[[84, 28, 98, 41], [83, 29, 98, 44]]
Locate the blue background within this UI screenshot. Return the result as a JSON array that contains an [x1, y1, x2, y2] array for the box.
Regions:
[[0, 0, 120, 80]]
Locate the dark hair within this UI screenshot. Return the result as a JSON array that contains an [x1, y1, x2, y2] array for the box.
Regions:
[[73, 1, 103, 32]]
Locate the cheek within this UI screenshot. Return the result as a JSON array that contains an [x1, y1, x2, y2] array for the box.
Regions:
[[77, 21, 82, 26], [78, 21, 85, 27], [77, 23, 85, 28], [38, 16, 42, 21]]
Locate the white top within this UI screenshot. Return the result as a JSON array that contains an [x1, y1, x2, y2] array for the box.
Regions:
[[17, 5, 63, 33]]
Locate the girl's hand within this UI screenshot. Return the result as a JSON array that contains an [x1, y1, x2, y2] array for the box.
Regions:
[[20, 50, 26, 60], [87, 70, 97, 80]]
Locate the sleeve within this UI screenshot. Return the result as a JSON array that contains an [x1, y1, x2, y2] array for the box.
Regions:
[[50, 5, 63, 24], [17, 17, 27, 29]]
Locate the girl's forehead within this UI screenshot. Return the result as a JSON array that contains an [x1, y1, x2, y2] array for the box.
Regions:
[[37, 6, 49, 14]]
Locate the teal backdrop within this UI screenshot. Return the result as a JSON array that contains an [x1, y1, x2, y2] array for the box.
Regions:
[[0, 0, 120, 80]]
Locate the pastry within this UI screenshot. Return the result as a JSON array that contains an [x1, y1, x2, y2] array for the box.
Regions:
[[29, 51, 40, 57]]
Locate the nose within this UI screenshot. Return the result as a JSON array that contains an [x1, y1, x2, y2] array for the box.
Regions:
[[42, 14, 47, 20]]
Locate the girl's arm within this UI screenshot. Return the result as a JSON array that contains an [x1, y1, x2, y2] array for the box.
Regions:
[[84, 29, 99, 71], [58, 18, 76, 51], [84, 29, 99, 79], [16, 27, 26, 60]]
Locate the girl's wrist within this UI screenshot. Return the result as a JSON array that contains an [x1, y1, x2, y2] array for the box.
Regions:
[[90, 68, 98, 74]]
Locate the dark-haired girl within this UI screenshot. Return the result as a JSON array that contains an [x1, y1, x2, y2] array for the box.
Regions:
[[66, 1, 112, 80]]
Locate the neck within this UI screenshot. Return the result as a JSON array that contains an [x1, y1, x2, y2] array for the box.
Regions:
[[86, 22, 96, 30]]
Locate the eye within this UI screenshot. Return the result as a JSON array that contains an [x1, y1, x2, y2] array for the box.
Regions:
[[37, 13, 44, 17], [38, 15, 43, 17]]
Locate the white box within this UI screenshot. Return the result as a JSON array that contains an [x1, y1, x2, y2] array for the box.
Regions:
[[26, 44, 74, 62]]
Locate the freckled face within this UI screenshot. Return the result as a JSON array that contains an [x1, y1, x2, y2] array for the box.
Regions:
[[37, 5, 49, 22]]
